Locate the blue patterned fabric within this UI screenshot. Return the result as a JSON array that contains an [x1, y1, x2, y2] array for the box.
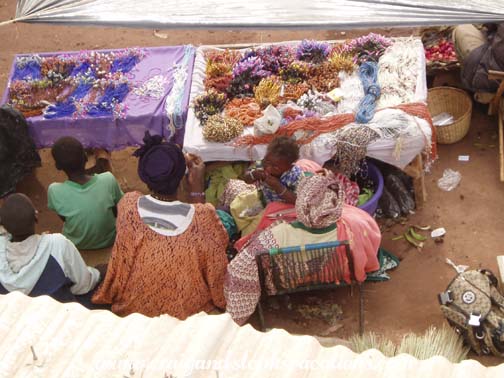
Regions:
[[261, 165, 304, 203]]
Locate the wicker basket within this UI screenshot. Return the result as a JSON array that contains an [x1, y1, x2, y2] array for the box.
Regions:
[[427, 87, 472, 144]]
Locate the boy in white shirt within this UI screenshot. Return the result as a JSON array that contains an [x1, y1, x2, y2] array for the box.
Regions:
[[0, 193, 106, 308]]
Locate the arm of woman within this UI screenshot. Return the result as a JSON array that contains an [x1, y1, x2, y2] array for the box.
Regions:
[[92, 193, 139, 304], [186, 153, 206, 204], [224, 226, 279, 325], [200, 205, 229, 309], [264, 173, 297, 204]]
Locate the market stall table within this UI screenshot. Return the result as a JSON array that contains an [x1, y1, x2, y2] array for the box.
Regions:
[[184, 38, 432, 168], [2, 45, 196, 149], [183, 37, 434, 207]]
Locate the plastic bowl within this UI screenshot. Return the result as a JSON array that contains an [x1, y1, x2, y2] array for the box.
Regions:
[[357, 161, 384, 216]]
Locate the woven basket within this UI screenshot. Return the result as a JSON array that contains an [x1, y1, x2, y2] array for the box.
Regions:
[[427, 87, 472, 144]]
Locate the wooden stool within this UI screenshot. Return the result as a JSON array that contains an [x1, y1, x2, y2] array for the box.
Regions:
[[403, 154, 427, 209]]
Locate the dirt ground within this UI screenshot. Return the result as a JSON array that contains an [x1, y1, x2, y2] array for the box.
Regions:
[[1, 1, 504, 366]]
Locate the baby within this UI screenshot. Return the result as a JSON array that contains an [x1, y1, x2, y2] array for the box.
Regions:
[[244, 136, 319, 204]]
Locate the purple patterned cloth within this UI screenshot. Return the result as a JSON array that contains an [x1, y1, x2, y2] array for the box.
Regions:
[[1, 46, 195, 149]]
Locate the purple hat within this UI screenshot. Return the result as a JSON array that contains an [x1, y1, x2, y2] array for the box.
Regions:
[[133, 132, 186, 195]]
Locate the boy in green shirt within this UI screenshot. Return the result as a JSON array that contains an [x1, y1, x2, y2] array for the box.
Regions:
[[48, 137, 123, 250]]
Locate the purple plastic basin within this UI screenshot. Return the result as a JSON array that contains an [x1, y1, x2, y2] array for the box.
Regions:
[[357, 161, 384, 216]]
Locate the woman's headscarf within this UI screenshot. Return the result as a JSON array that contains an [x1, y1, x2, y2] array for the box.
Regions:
[[133, 132, 186, 195], [295, 172, 345, 229]]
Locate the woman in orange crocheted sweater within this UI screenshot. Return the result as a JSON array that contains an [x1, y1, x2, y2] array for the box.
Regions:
[[92, 132, 228, 319]]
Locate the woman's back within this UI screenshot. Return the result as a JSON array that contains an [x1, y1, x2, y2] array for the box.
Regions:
[[92, 191, 229, 318]]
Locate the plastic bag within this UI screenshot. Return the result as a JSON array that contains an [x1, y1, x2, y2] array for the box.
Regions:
[[254, 104, 281, 136], [432, 112, 454, 126], [385, 174, 416, 215], [391, 169, 414, 194], [437, 169, 461, 191], [377, 187, 401, 219], [327, 88, 345, 103]]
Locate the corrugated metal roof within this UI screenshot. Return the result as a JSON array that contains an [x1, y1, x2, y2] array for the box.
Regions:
[[1, 291, 503, 377]]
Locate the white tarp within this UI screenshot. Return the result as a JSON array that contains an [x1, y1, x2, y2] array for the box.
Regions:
[[13, 0, 504, 29]]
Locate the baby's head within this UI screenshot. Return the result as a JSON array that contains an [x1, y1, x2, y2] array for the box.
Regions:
[[51, 136, 87, 174], [263, 136, 299, 178], [0, 193, 37, 239]]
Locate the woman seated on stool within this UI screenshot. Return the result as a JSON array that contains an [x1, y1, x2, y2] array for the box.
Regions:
[[224, 171, 381, 325], [92, 132, 229, 319], [231, 154, 360, 252]]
